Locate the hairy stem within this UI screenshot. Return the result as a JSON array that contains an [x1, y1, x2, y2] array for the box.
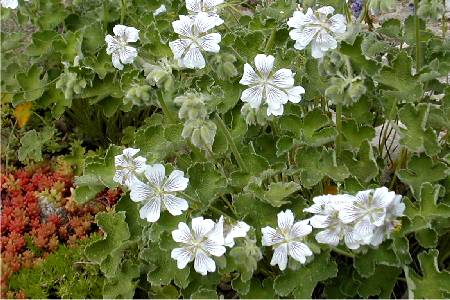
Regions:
[[264, 28, 277, 53], [331, 246, 355, 258], [214, 113, 248, 172], [157, 91, 176, 124], [335, 103, 343, 156], [120, 0, 126, 24], [414, 0, 421, 71]]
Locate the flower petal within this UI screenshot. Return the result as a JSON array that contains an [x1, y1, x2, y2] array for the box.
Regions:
[[290, 26, 319, 48], [169, 39, 191, 59], [265, 84, 288, 108], [239, 63, 260, 86], [310, 41, 325, 59], [290, 220, 312, 238], [271, 68, 294, 89], [111, 53, 124, 70], [224, 221, 250, 247], [286, 85, 305, 103], [144, 164, 166, 187], [164, 170, 189, 192], [241, 85, 264, 109], [199, 33, 221, 53], [317, 6, 335, 15], [277, 209, 295, 232], [172, 222, 193, 243], [129, 181, 154, 203], [182, 47, 206, 69], [254, 54, 274, 79], [329, 14, 347, 34], [309, 215, 330, 228], [113, 24, 128, 37], [163, 194, 188, 216], [315, 229, 340, 246], [373, 187, 395, 209], [139, 198, 161, 222], [124, 27, 140, 42], [171, 247, 194, 269], [119, 46, 138, 64], [288, 241, 312, 263], [266, 103, 284, 116], [316, 30, 337, 51], [122, 147, 140, 157], [186, 0, 201, 13], [193, 12, 216, 33], [191, 217, 215, 240], [172, 15, 193, 36], [194, 250, 216, 275], [270, 244, 288, 271], [261, 226, 284, 246], [203, 239, 226, 256], [344, 230, 362, 250]]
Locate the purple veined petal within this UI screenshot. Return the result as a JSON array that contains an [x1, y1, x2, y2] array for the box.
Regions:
[[317, 6, 335, 16], [203, 0, 224, 10], [113, 24, 128, 37], [224, 221, 250, 247], [329, 14, 347, 34], [191, 217, 215, 240], [129, 180, 154, 203], [163, 194, 189, 216], [265, 84, 289, 108], [344, 229, 362, 250], [144, 164, 166, 187], [182, 47, 206, 69], [373, 187, 395, 209], [369, 226, 385, 247], [172, 222, 194, 244], [316, 30, 337, 51], [119, 46, 138, 64], [139, 198, 161, 222], [172, 15, 194, 37], [271, 68, 295, 89], [111, 53, 124, 70], [354, 218, 375, 241], [194, 250, 216, 275], [241, 85, 264, 109], [261, 226, 284, 246], [277, 209, 295, 232], [169, 39, 191, 59], [207, 216, 224, 245], [290, 220, 312, 238], [193, 12, 217, 34], [133, 156, 147, 173], [287, 11, 307, 29], [113, 169, 127, 185], [164, 170, 189, 192], [186, 0, 201, 13], [122, 147, 140, 157], [291, 26, 320, 48], [254, 54, 275, 79], [202, 239, 226, 256], [239, 63, 260, 86], [198, 33, 221, 53], [288, 241, 313, 263], [171, 247, 194, 269], [270, 243, 288, 271], [315, 229, 340, 246]]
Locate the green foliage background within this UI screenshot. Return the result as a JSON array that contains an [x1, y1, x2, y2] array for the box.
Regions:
[[2, 0, 450, 298]]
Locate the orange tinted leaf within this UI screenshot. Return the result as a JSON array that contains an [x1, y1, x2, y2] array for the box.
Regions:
[[14, 102, 32, 128]]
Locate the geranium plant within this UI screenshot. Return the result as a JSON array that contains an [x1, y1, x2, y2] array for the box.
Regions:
[[1, 0, 450, 298]]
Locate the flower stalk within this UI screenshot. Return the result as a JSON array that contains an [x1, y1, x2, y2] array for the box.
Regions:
[[214, 113, 248, 172], [157, 90, 176, 124], [414, 0, 421, 71]]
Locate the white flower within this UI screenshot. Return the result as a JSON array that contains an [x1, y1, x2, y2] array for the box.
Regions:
[[261, 209, 313, 270], [305, 195, 364, 250], [169, 13, 221, 69], [1, 0, 17, 8], [339, 187, 396, 244], [369, 194, 405, 246], [129, 164, 189, 222], [287, 6, 346, 58], [153, 4, 167, 16], [218, 216, 250, 247], [239, 54, 305, 116], [186, 0, 224, 26], [105, 25, 140, 70], [113, 148, 147, 187], [171, 216, 226, 275]]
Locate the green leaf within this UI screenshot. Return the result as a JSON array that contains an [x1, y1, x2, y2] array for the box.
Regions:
[[18, 130, 43, 163], [341, 119, 375, 150], [374, 51, 423, 102], [342, 141, 379, 182], [299, 109, 337, 146], [340, 36, 380, 76], [353, 243, 399, 277], [397, 156, 448, 197], [186, 162, 226, 207], [404, 250, 450, 298], [398, 103, 441, 156], [15, 65, 47, 104], [273, 251, 338, 297], [296, 147, 350, 188], [356, 265, 401, 298], [85, 211, 130, 265], [262, 182, 301, 207], [102, 262, 139, 299]]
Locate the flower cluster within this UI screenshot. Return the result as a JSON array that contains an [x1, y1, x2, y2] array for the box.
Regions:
[[113, 148, 190, 222], [304, 187, 405, 249], [171, 216, 250, 275], [239, 54, 305, 116], [105, 25, 140, 70], [1, 165, 121, 297]]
